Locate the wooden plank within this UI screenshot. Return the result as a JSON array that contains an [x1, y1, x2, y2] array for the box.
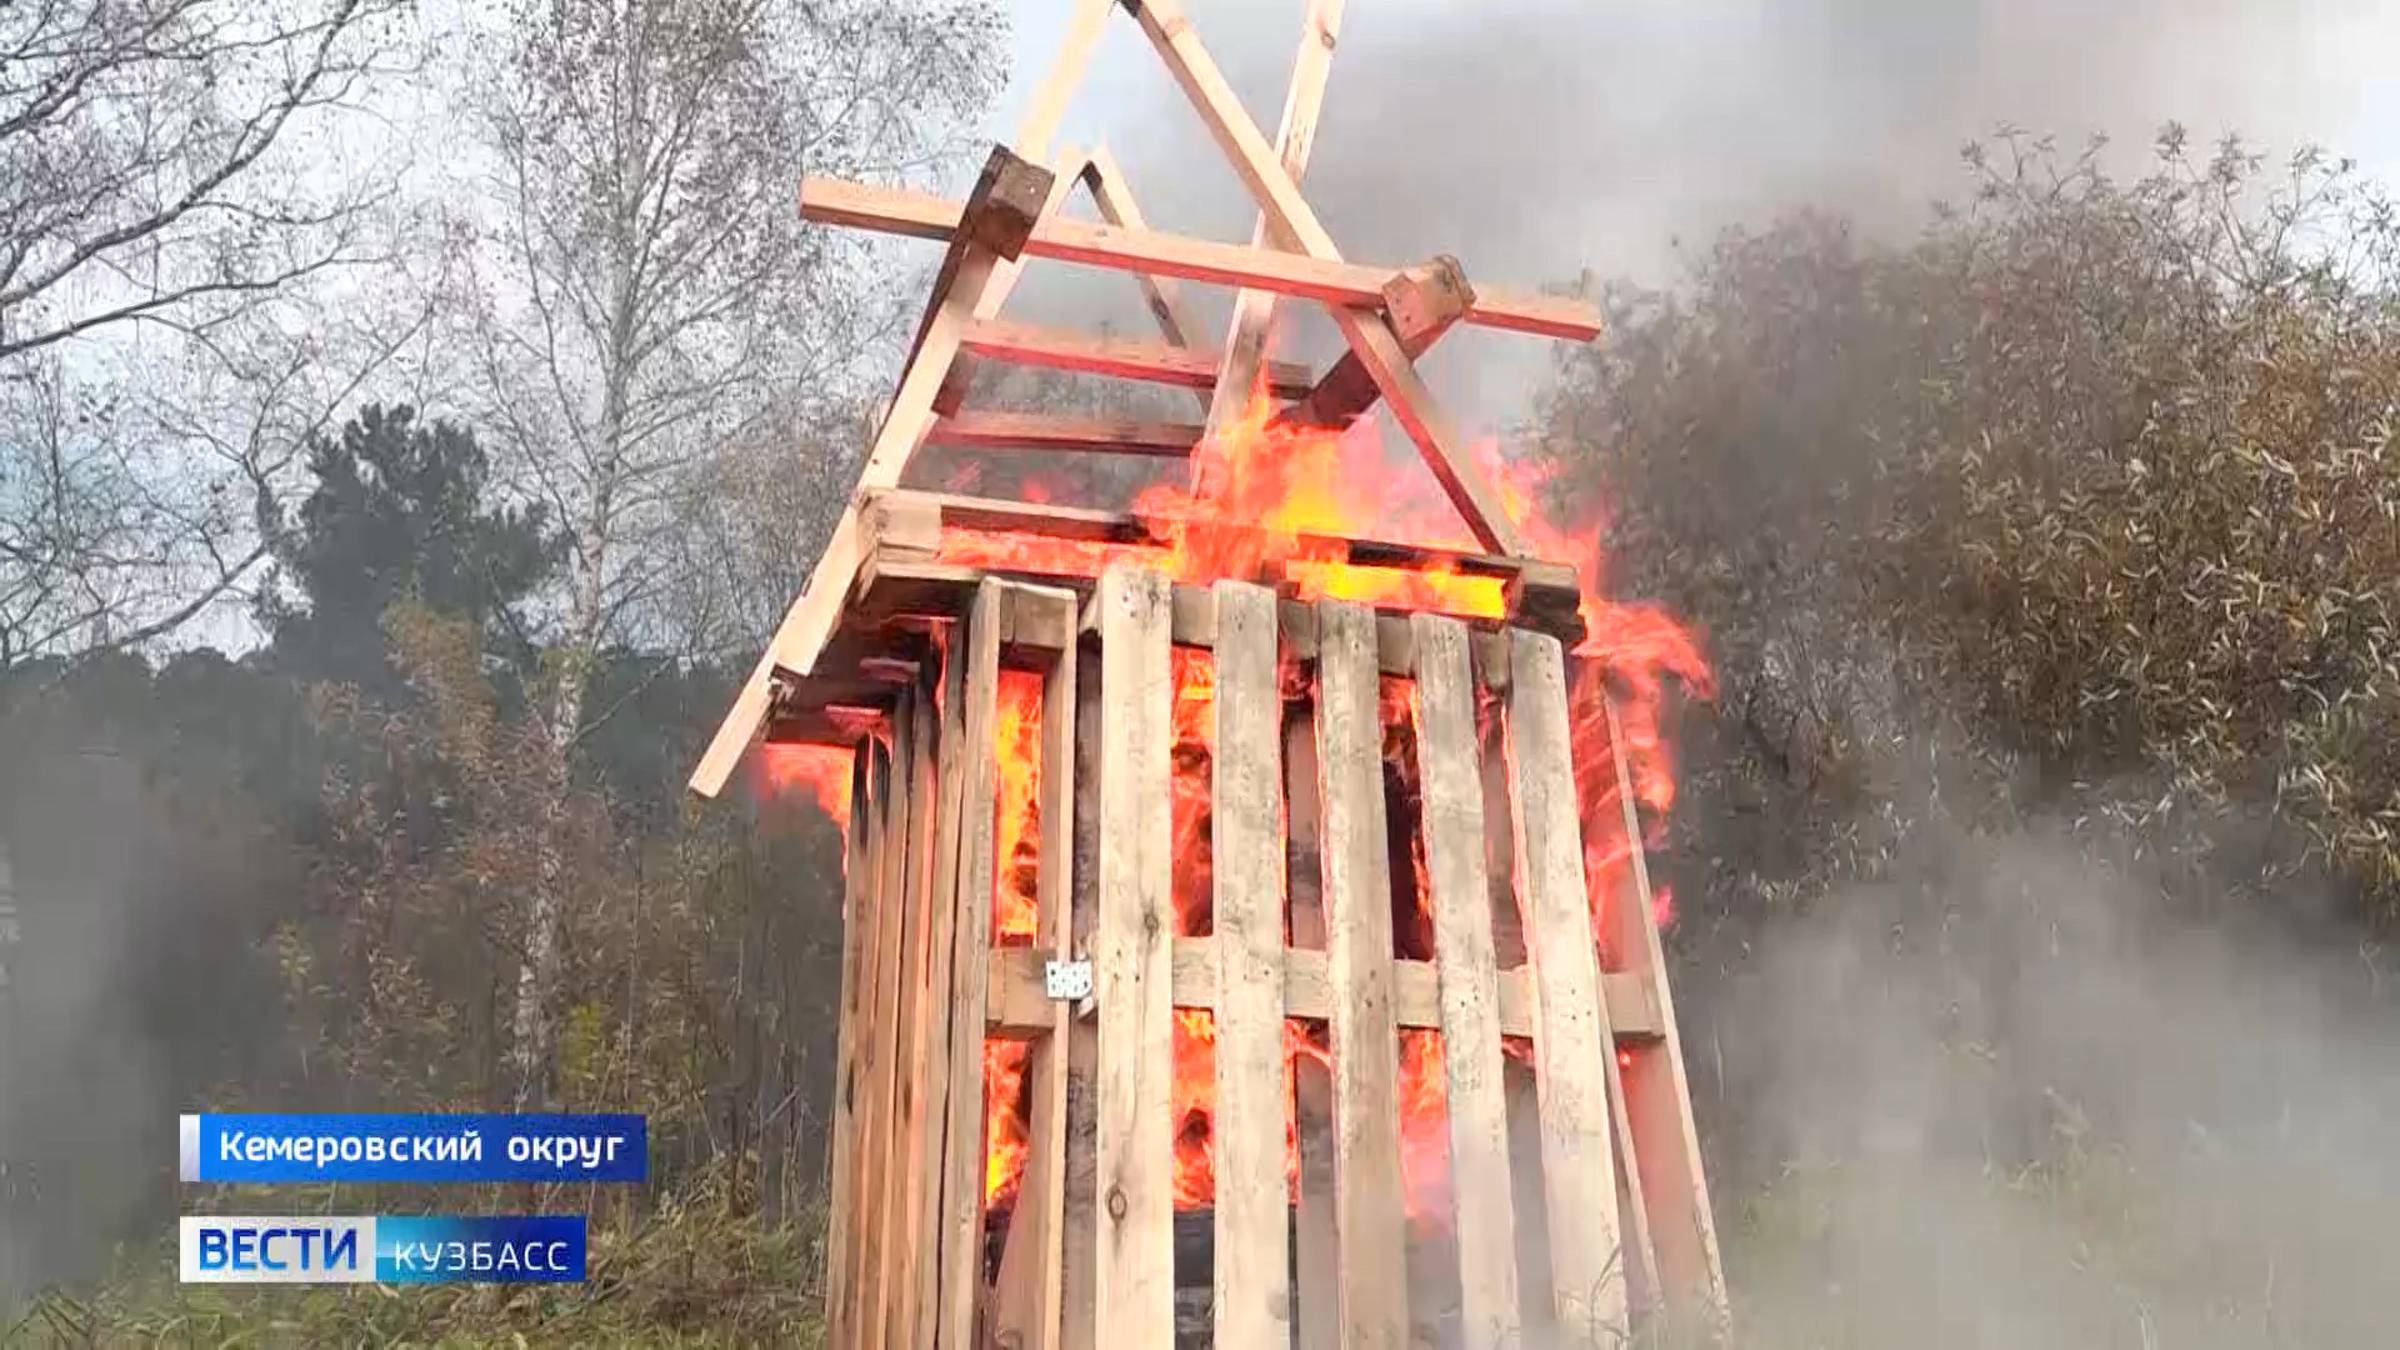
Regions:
[[689, 148, 1055, 800], [903, 144, 1059, 382], [1199, 0, 1347, 483], [1090, 564, 1177, 1348], [1282, 702, 1338, 1350], [1120, 0, 1532, 556], [992, 586, 1082, 1350], [857, 718, 913, 1350], [1207, 580, 1291, 1347], [1080, 146, 1208, 364], [1410, 613, 1523, 1345], [938, 147, 1094, 418], [1505, 628, 1630, 1341], [938, 582, 1008, 1350], [798, 175, 1602, 340], [1061, 640, 1106, 1350], [1285, 256, 1473, 431], [1313, 599, 1411, 1347], [925, 410, 1203, 457], [985, 940, 1661, 1042], [957, 317, 1314, 398], [892, 489, 1564, 585], [908, 641, 970, 1347], [823, 748, 873, 1350], [886, 675, 946, 1350], [1603, 694, 1730, 1325]]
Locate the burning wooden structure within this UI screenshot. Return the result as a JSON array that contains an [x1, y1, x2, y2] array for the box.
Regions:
[[690, 1, 1727, 1344]]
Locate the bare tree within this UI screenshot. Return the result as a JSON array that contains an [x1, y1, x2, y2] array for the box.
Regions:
[[0, 0, 422, 665], [461, 0, 1001, 1100]]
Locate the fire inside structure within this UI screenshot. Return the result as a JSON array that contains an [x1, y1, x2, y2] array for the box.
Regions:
[[691, 1, 1730, 1345]]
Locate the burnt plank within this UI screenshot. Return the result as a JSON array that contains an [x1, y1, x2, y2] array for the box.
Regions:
[[938, 581, 1008, 1349]]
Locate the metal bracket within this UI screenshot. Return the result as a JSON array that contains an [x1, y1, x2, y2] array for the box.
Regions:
[[1043, 959, 1093, 1001]]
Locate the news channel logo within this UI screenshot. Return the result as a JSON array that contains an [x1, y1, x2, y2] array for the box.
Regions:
[[176, 1111, 641, 1285], [179, 1216, 586, 1284]]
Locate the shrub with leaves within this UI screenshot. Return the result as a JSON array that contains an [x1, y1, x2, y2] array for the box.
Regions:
[[1542, 129, 2400, 925]]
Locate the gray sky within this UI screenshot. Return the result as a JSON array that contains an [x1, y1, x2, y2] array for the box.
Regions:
[[960, 0, 2400, 431]]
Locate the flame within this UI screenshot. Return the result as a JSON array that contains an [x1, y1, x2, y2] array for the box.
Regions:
[[903, 381, 1709, 1225], [983, 671, 1046, 1209], [754, 743, 853, 820]]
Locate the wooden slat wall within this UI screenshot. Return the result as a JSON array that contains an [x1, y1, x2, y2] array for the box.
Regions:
[[824, 748, 875, 1348], [886, 675, 944, 1350], [1090, 564, 1177, 1347], [1409, 612, 1523, 1344], [1504, 628, 1631, 1341], [819, 569, 1725, 1348], [1206, 581, 1292, 1345], [938, 582, 1008, 1348], [858, 709, 914, 1348], [1314, 598, 1411, 1348], [910, 640, 972, 1345]]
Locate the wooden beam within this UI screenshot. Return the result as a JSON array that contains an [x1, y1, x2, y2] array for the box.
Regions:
[[1314, 599, 1411, 1345], [1507, 629, 1632, 1339], [1080, 146, 1210, 412], [1603, 695, 1731, 1324], [957, 317, 1314, 398], [1089, 565, 1177, 1346], [1284, 255, 1474, 430], [925, 410, 1204, 457], [689, 147, 1055, 799], [936, 583, 1007, 1350], [937, 147, 1094, 417], [1199, 0, 1347, 489], [1410, 612, 1523, 1346], [1121, 0, 1533, 555], [1207, 581, 1292, 1347], [798, 176, 1603, 341], [985, 942, 1663, 1042]]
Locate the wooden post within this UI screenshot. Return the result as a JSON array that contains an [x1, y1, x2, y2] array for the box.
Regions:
[[1089, 564, 1177, 1347], [1206, 580, 1292, 1346], [1604, 695, 1730, 1326], [993, 584, 1082, 1350], [939, 582, 1009, 1349], [1199, 0, 1347, 471], [888, 673, 946, 1350], [910, 639, 974, 1343], [1409, 612, 1523, 1345], [824, 748, 874, 1348], [1505, 630, 1630, 1341], [1314, 598, 1411, 1347]]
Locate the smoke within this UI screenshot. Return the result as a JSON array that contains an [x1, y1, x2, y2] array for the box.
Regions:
[[993, 0, 2398, 427], [1685, 824, 2399, 1345], [984, 5, 2400, 1344]]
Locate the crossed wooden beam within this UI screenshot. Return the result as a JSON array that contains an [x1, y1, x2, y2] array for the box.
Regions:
[[691, 0, 1605, 798]]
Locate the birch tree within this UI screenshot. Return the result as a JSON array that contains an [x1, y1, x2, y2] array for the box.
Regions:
[[464, 0, 1001, 1100], [0, 0, 422, 665]]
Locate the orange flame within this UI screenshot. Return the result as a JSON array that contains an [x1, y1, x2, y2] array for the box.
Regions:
[[754, 743, 853, 820], [900, 381, 1708, 1226]]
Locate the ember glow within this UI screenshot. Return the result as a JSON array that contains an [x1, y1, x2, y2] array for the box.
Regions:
[[823, 384, 1709, 1223], [755, 743, 852, 820]]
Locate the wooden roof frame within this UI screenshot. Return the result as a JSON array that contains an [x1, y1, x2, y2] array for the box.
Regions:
[[691, 0, 1606, 797]]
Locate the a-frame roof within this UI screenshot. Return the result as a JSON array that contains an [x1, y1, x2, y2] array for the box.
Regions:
[[691, 0, 1605, 797]]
